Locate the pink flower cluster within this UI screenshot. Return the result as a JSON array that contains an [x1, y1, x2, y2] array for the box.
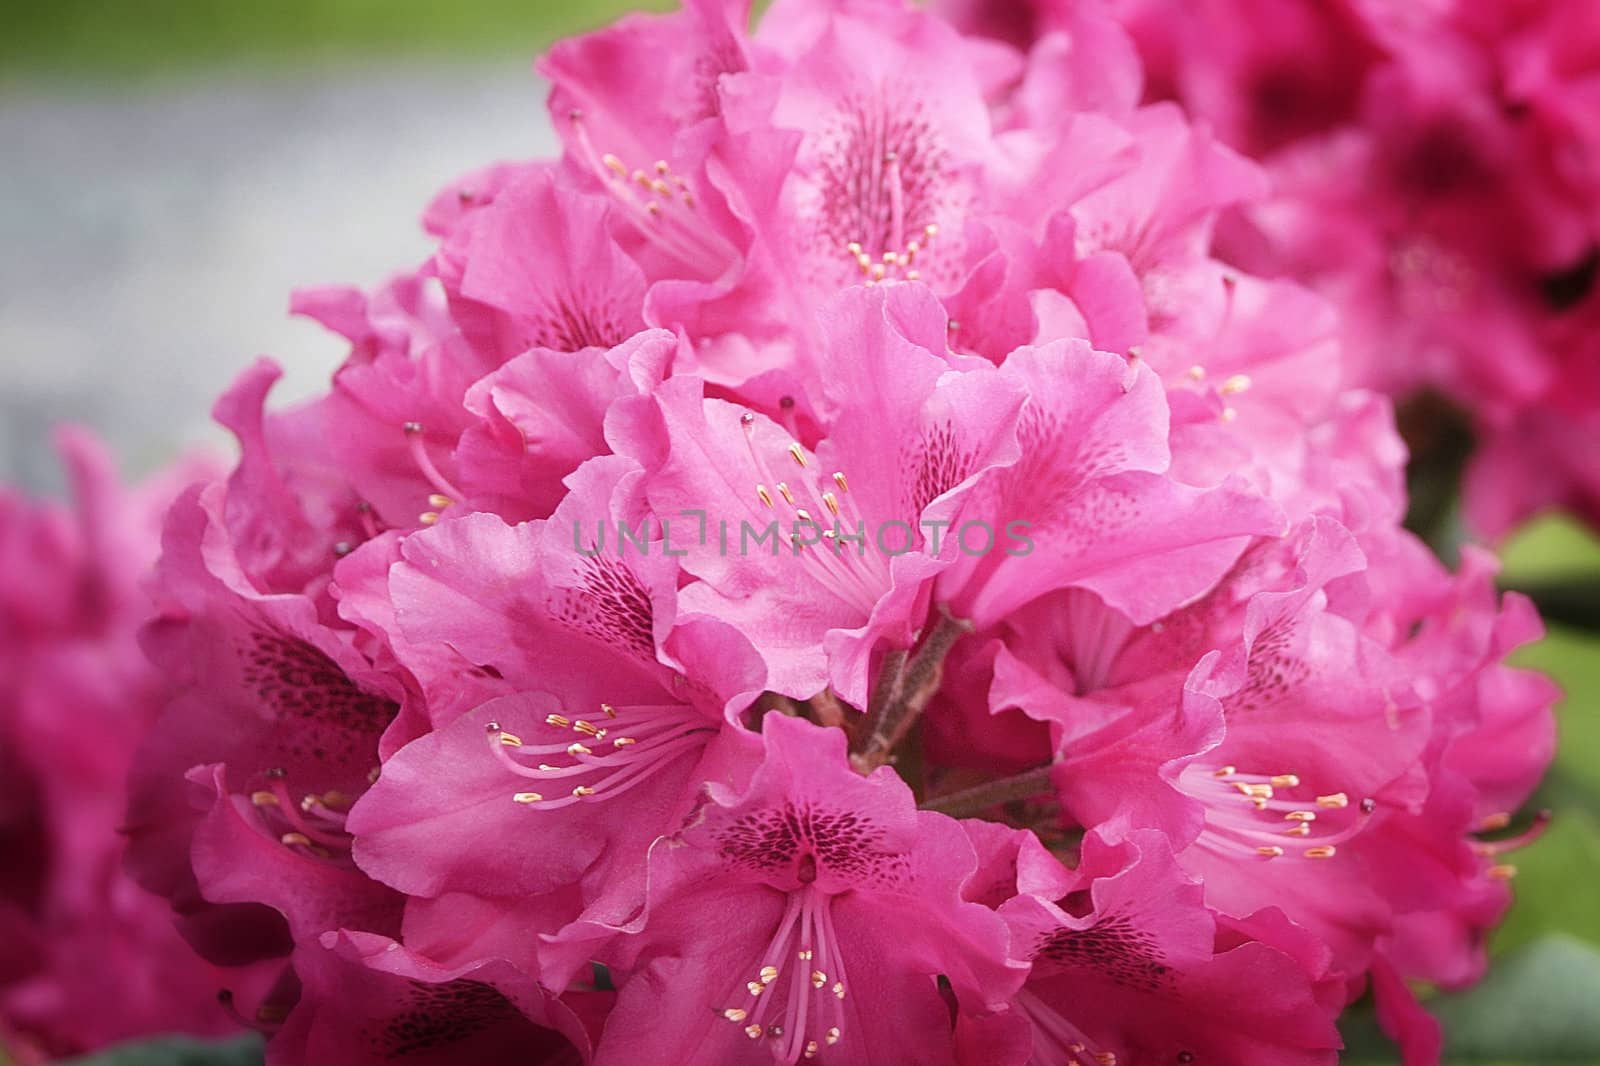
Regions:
[[0, 434, 233, 1063], [0, 1, 1564, 1064], [1089, 0, 1600, 537]]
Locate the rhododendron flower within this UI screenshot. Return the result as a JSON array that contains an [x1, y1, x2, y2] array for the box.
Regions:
[[972, 829, 1345, 1065], [566, 714, 1023, 1065], [47, 0, 1558, 1064], [1042, 0, 1600, 536], [0, 432, 232, 1062]]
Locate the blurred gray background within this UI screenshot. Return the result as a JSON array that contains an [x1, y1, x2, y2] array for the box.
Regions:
[[0, 64, 552, 491]]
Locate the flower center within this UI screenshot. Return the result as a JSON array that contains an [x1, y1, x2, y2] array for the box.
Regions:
[[565, 112, 742, 284], [1181, 763, 1375, 862], [1016, 988, 1120, 1066], [486, 702, 715, 809], [716, 885, 849, 1063], [247, 767, 357, 862], [739, 412, 892, 617]]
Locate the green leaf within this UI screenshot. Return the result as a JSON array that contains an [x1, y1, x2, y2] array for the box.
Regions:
[[1514, 625, 1600, 808], [57, 1035, 263, 1066], [1344, 936, 1600, 1065], [1492, 797, 1600, 954], [1499, 515, 1600, 587], [1434, 936, 1600, 1061]]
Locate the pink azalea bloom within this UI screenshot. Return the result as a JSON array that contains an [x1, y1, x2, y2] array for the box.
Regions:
[[624, 282, 1278, 706], [125, 479, 405, 973], [967, 828, 1344, 1065], [346, 458, 767, 960], [566, 713, 1024, 1065], [0, 432, 234, 1061], [938, 521, 1429, 974], [1096, 0, 1600, 535], [264, 932, 595, 1066], [70, 2, 1562, 1063]]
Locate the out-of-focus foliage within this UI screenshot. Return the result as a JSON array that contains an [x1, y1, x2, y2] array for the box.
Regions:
[[56, 1037, 263, 1066], [0, 0, 668, 81]]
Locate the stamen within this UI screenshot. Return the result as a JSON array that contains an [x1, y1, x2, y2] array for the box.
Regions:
[[1182, 764, 1374, 865]]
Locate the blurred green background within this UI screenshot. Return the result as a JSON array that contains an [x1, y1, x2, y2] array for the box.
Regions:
[[3, 4, 1598, 1065], [0, 0, 663, 81]]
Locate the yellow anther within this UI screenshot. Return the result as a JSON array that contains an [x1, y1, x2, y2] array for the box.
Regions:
[[924, 223, 939, 238], [1270, 774, 1300, 788], [823, 491, 840, 516], [1305, 846, 1338, 859], [1285, 810, 1317, 822], [572, 786, 597, 798], [250, 791, 278, 807], [805, 1041, 819, 1059], [760, 965, 779, 983], [1187, 365, 1207, 381], [757, 484, 774, 508], [833, 471, 849, 493], [745, 1024, 764, 1039], [905, 269, 919, 280], [1236, 782, 1273, 799], [1095, 1054, 1118, 1066], [789, 443, 809, 468], [870, 263, 887, 281], [1257, 845, 1284, 858], [777, 482, 795, 504], [513, 792, 543, 804], [613, 736, 637, 747], [723, 1008, 748, 1023], [747, 981, 765, 996], [566, 743, 592, 757], [654, 159, 670, 174], [832, 982, 845, 999], [601, 703, 617, 718], [1221, 407, 1238, 422], [546, 714, 571, 728], [1284, 823, 1311, 837], [498, 732, 524, 747], [603, 154, 627, 175], [827, 1026, 842, 1044], [281, 832, 312, 848], [1220, 374, 1253, 395], [321, 790, 351, 809], [796, 508, 814, 523], [1316, 793, 1350, 809], [811, 970, 827, 988], [1488, 864, 1518, 880], [418, 511, 440, 525], [572, 720, 601, 736], [427, 493, 453, 509], [1479, 812, 1512, 830], [797, 949, 813, 961], [847, 241, 863, 256], [1213, 765, 1236, 777]]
